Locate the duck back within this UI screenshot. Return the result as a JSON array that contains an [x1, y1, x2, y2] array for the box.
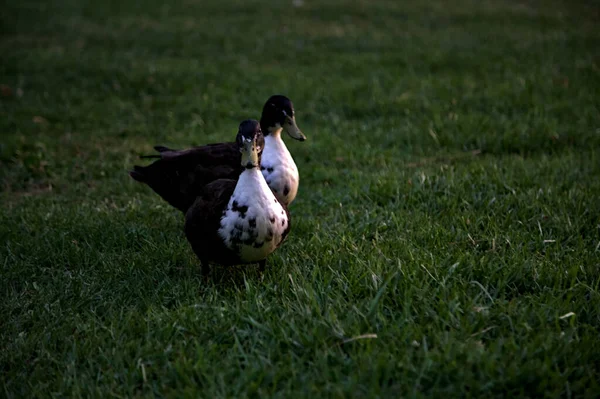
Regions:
[[130, 142, 241, 212]]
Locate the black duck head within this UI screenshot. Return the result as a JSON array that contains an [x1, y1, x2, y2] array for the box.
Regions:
[[260, 95, 306, 141]]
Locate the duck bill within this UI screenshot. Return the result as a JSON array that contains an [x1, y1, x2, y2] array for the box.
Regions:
[[283, 116, 306, 141], [240, 139, 260, 169]]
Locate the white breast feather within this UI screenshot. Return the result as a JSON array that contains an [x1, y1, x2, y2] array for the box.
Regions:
[[218, 168, 288, 262], [261, 134, 299, 205]]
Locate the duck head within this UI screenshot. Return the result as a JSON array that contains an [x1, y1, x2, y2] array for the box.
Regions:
[[237, 119, 265, 169], [260, 95, 306, 141]]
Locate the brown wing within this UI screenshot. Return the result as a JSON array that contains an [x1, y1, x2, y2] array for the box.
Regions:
[[184, 179, 240, 265], [129, 142, 241, 212]]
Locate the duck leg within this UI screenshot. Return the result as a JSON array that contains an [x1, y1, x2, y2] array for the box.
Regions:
[[201, 260, 211, 278], [258, 259, 266, 274]]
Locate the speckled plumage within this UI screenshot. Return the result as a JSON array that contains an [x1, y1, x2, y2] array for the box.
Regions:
[[182, 120, 291, 273], [218, 168, 289, 262]]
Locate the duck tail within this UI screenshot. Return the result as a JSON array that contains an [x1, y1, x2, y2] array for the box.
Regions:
[[129, 165, 148, 183], [128, 163, 191, 212]]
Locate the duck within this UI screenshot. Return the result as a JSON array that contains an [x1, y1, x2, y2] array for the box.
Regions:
[[129, 95, 306, 212], [184, 119, 290, 275]]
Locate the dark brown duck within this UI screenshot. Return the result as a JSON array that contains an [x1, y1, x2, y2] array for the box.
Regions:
[[129, 95, 306, 212], [183, 120, 291, 274]]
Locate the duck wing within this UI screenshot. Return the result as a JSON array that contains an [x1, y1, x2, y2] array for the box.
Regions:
[[129, 142, 241, 213], [138, 145, 176, 159], [184, 179, 238, 265]]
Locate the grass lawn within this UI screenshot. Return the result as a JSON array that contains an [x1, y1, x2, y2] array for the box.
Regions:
[[2, 0, 600, 396]]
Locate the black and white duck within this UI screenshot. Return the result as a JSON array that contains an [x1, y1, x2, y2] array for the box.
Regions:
[[129, 95, 306, 212], [184, 119, 290, 275]]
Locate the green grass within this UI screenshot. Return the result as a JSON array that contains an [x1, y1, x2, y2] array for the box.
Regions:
[[2, 0, 600, 396]]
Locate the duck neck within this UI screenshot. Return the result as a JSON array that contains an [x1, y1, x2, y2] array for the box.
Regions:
[[260, 120, 283, 139], [233, 166, 271, 202], [263, 129, 292, 168], [237, 165, 265, 187]]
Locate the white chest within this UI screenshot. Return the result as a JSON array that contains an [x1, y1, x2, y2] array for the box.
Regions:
[[261, 135, 299, 205], [218, 169, 289, 262]]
